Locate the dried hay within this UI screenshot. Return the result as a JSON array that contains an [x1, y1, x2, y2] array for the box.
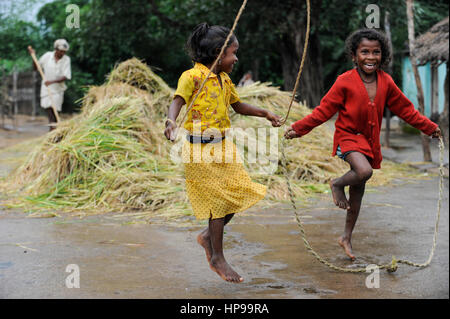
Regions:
[[0, 58, 426, 220], [107, 58, 172, 97]]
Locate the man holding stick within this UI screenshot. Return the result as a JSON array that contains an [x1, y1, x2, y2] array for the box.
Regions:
[[28, 39, 71, 131]]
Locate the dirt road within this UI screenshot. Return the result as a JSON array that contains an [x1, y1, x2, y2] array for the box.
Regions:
[[0, 116, 448, 299]]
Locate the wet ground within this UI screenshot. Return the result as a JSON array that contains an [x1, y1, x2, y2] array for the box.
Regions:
[[0, 116, 448, 299]]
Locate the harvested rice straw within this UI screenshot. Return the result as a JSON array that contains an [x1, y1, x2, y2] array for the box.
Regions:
[[107, 58, 172, 97], [0, 59, 428, 219]]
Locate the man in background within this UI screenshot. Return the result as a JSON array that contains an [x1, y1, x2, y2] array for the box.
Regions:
[[28, 39, 71, 131], [238, 71, 254, 87]]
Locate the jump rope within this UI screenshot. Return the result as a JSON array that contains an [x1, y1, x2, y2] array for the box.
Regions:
[[171, 0, 446, 273]]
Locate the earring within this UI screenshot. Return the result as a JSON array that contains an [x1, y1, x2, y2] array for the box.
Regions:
[[218, 59, 222, 66]]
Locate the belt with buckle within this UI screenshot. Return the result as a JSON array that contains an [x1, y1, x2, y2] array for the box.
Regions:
[[186, 135, 225, 144]]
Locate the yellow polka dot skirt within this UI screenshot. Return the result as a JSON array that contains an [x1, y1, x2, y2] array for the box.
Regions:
[[182, 138, 266, 220]]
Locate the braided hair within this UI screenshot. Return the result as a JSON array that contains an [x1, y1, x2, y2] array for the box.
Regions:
[[186, 22, 237, 65]]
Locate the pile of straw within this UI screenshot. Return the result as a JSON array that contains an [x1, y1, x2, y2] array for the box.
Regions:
[[0, 59, 423, 219]]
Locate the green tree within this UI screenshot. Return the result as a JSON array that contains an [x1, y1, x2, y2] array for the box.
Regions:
[[0, 15, 42, 73], [2, 0, 448, 112]]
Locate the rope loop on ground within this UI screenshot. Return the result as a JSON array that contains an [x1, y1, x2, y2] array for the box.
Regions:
[[281, 132, 445, 273]]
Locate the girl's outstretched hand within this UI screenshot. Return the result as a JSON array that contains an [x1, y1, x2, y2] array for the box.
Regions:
[[431, 127, 442, 139], [284, 126, 300, 139], [266, 111, 282, 127], [164, 119, 177, 142]]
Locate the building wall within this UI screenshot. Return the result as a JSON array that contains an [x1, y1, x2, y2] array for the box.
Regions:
[[402, 57, 447, 117]]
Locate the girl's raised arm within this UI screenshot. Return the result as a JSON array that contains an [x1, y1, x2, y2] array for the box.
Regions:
[[290, 79, 344, 137], [386, 77, 437, 136], [231, 101, 281, 127]]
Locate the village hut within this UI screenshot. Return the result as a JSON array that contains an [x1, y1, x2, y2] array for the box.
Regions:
[[414, 16, 449, 145], [415, 17, 449, 66]]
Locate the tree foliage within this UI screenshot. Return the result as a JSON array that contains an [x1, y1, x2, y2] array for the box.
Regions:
[[0, 0, 448, 112]]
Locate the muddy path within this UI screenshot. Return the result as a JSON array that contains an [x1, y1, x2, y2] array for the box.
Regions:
[[0, 176, 448, 299], [0, 116, 448, 298]]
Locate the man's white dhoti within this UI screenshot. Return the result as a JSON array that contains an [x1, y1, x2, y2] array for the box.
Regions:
[[38, 51, 71, 112], [40, 89, 64, 112]]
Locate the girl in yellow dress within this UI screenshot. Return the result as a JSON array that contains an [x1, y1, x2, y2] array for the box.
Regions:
[[164, 22, 281, 283]]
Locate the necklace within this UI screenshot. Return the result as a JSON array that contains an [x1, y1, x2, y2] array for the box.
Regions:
[[357, 68, 376, 84], [361, 77, 376, 84]]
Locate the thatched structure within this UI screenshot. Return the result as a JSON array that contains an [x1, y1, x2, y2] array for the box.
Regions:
[[415, 16, 449, 66], [414, 17, 449, 146]]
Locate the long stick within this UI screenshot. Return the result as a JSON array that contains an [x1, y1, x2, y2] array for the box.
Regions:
[[383, 11, 392, 148], [28, 47, 60, 123], [406, 0, 431, 161]]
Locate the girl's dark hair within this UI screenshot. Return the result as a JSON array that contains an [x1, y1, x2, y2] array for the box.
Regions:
[[186, 22, 237, 65], [345, 29, 392, 69]]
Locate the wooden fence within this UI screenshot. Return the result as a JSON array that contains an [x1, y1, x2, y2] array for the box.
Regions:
[[1, 70, 42, 128]]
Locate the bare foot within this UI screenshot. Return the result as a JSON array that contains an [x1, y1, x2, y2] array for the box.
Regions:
[[210, 257, 244, 283], [197, 230, 213, 264], [338, 236, 356, 261], [329, 179, 350, 210]]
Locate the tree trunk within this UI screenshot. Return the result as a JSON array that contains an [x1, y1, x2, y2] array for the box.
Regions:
[[279, 0, 323, 108], [251, 57, 260, 82], [406, 0, 432, 162], [440, 62, 449, 147], [383, 11, 393, 148]]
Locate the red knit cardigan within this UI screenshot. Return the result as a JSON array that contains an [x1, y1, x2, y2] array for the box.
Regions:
[[291, 68, 438, 169]]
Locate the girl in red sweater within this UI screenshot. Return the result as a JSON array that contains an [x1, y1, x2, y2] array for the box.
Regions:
[[284, 29, 441, 260]]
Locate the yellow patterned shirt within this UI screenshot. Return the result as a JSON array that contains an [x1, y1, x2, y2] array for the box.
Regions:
[[174, 63, 240, 134]]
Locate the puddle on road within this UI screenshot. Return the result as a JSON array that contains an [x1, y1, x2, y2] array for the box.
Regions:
[[0, 177, 448, 298], [0, 262, 13, 269]]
